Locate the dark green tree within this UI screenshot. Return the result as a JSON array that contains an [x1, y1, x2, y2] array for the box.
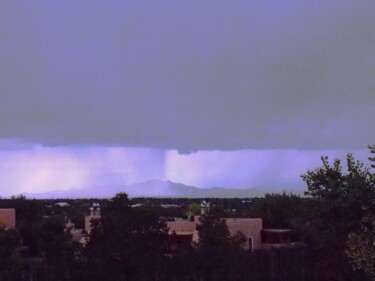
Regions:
[[301, 153, 375, 281], [0, 227, 21, 273], [38, 215, 78, 281], [39, 215, 75, 264], [346, 206, 375, 280], [242, 193, 307, 229], [83, 192, 169, 281], [0, 196, 44, 257], [369, 145, 375, 168], [193, 213, 248, 281], [344, 145, 375, 280]]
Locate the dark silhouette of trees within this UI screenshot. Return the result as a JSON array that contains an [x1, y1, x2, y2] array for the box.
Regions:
[[193, 213, 248, 281], [0, 196, 44, 257], [301, 152, 375, 281], [39, 215, 76, 265], [38, 215, 79, 281], [0, 227, 21, 273], [242, 193, 308, 229], [369, 145, 375, 168], [83, 192, 169, 281], [344, 145, 375, 280], [346, 207, 375, 281]]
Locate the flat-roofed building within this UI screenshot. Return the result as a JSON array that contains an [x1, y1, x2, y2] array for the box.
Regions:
[[168, 216, 263, 251], [85, 203, 101, 234], [225, 218, 263, 250], [166, 220, 196, 251], [167, 201, 298, 251], [0, 208, 16, 228]]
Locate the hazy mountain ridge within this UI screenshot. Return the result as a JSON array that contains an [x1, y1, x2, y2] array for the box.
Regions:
[[21, 180, 304, 199]]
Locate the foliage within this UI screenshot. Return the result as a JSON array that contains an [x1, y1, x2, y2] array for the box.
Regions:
[[369, 145, 375, 168], [344, 145, 375, 280], [188, 202, 201, 215], [193, 213, 248, 281], [39, 215, 76, 265], [301, 152, 375, 281], [346, 207, 375, 280], [83, 192, 170, 281], [33, 215, 81, 281], [0, 197, 44, 256], [0, 227, 21, 271], [242, 193, 307, 228]]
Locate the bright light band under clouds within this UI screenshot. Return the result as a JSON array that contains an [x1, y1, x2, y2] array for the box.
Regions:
[[0, 140, 371, 197]]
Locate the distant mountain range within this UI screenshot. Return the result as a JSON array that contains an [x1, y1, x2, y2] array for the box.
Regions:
[[22, 180, 305, 199]]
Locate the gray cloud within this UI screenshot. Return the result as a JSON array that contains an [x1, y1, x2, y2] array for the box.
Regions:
[[0, 1, 374, 151]]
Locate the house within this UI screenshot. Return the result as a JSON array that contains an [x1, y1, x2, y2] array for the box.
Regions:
[[85, 203, 101, 234], [65, 218, 85, 243], [55, 202, 70, 207], [168, 216, 263, 250], [167, 202, 298, 251], [219, 218, 263, 250], [0, 208, 16, 228], [62, 203, 101, 245], [166, 220, 196, 251]]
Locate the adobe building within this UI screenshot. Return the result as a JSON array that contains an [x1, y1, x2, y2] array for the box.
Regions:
[[0, 208, 16, 228], [168, 216, 263, 251], [223, 218, 263, 250], [65, 218, 85, 243], [167, 202, 298, 251], [85, 203, 101, 234]]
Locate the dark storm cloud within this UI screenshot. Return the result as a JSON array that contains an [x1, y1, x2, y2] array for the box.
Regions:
[[0, 1, 374, 151]]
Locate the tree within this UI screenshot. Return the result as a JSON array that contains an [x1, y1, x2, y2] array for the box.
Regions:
[[301, 152, 375, 280], [369, 145, 375, 168], [193, 213, 248, 281], [83, 192, 170, 281], [302, 153, 374, 222], [0, 226, 21, 272], [346, 207, 375, 280], [344, 145, 375, 280], [188, 202, 201, 215], [39, 215, 75, 265], [242, 193, 307, 229], [0, 196, 44, 257]]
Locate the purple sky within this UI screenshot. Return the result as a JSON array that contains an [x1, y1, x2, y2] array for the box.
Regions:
[[0, 1, 374, 196]]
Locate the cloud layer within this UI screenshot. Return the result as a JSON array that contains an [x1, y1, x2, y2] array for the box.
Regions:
[[0, 1, 374, 151]]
